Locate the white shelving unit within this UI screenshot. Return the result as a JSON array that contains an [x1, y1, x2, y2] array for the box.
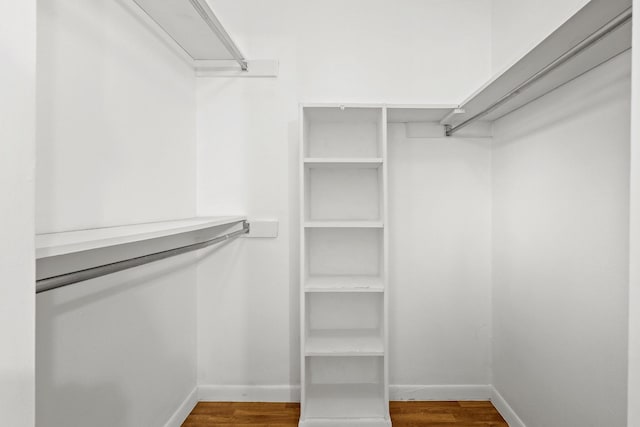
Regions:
[[300, 105, 391, 426]]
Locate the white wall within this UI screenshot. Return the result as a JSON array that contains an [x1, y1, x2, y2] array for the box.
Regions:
[[491, 0, 588, 73], [0, 2, 36, 426], [196, 0, 493, 398], [196, 77, 297, 398], [211, 0, 492, 104], [628, 0, 640, 424], [36, 0, 196, 233], [35, 0, 198, 425], [388, 125, 492, 394], [492, 52, 630, 427]]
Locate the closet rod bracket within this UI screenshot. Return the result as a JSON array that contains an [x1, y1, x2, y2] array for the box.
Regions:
[[444, 124, 453, 137]]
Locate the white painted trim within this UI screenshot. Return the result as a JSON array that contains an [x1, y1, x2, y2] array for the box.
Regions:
[[390, 384, 492, 401], [164, 385, 524, 426], [301, 102, 386, 109], [490, 387, 526, 427], [198, 385, 301, 402], [164, 387, 198, 427]]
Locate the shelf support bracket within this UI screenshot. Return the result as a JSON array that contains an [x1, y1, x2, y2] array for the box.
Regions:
[[444, 124, 453, 137]]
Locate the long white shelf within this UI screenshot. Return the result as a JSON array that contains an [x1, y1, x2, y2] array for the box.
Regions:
[[306, 329, 384, 356], [443, 0, 631, 129], [117, 0, 254, 73], [36, 216, 246, 259], [305, 276, 384, 293]]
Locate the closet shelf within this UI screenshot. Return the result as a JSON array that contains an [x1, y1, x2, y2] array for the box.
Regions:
[[305, 276, 384, 293], [304, 221, 383, 228], [304, 158, 383, 168], [36, 216, 246, 259], [306, 330, 384, 356], [128, 0, 247, 70], [442, 0, 631, 135]]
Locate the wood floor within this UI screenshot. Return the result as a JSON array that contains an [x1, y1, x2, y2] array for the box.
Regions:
[[182, 401, 508, 426]]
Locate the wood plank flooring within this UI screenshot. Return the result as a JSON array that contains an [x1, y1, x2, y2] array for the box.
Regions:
[[182, 401, 508, 426]]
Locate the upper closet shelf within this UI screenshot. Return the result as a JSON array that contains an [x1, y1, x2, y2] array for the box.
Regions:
[[126, 0, 279, 75], [386, 106, 456, 123], [36, 216, 246, 259], [443, 0, 632, 136]]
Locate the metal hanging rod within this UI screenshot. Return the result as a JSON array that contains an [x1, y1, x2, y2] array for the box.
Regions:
[[188, 0, 248, 71], [445, 7, 632, 137], [36, 221, 250, 294]]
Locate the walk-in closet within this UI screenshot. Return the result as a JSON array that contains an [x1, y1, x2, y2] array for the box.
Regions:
[[2, 0, 640, 426]]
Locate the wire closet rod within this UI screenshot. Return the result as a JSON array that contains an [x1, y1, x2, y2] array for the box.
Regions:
[[445, 6, 632, 136], [36, 221, 250, 294], [188, 0, 248, 71]]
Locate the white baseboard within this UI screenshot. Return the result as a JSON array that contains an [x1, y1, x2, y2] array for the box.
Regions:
[[198, 385, 301, 402], [390, 384, 492, 401], [164, 387, 198, 427], [197, 384, 491, 402], [490, 387, 526, 427]]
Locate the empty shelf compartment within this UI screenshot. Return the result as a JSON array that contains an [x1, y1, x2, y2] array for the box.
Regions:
[[305, 166, 382, 222], [304, 356, 386, 419], [306, 293, 383, 356], [303, 107, 383, 158], [306, 228, 383, 277]]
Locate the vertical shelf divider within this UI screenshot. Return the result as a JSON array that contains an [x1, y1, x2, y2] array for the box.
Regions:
[[382, 106, 390, 412]]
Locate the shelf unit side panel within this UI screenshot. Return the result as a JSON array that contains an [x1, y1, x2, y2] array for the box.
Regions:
[[381, 107, 390, 412], [300, 105, 308, 414]]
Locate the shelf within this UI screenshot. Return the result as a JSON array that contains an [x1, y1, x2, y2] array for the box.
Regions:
[[299, 418, 391, 427], [386, 106, 456, 123], [36, 216, 246, 259], [129, 0, 245, 66], [304, 383, 386, 419], [305, 276, 384, 292], [304, 158, 383, 168], [443, 0, 631, 128], [304, 221, 383, 228], [306, 329, 383, 356]]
